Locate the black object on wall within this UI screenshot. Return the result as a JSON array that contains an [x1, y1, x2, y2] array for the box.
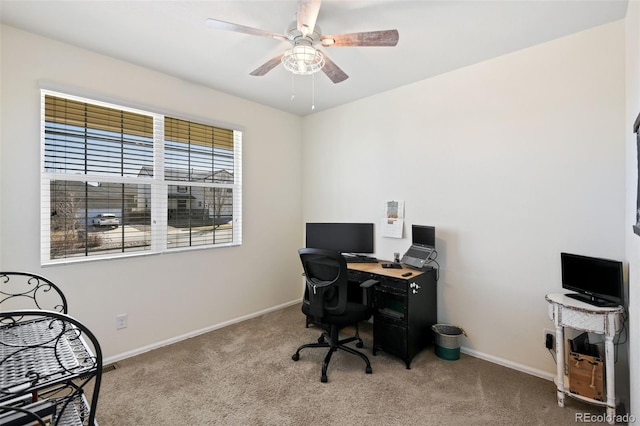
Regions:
[[634, 112, 640, 236]]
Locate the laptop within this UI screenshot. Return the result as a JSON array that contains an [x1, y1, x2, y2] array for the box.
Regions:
[[401, 225, 435, 269]]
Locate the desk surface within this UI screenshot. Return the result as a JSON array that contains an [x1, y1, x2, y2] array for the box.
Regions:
[[347, 261, 426, 279]]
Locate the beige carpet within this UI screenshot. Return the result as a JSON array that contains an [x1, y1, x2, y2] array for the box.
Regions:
[[95, 304, 603, 425]]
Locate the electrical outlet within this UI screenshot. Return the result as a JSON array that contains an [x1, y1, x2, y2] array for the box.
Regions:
[[544, 328, 554, 349], [116, 314, 128, 330]]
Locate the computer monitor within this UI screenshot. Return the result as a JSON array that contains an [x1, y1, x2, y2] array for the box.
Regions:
[[305, 223, 374, 255]]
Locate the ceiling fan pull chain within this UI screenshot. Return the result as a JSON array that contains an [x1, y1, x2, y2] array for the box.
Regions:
[[290, 73, 296, 102], [311, 73, 316, 110]]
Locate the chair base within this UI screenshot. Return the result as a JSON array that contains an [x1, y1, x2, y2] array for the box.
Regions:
[[292, 328, 372, 383], [306, 317, 364, 348]]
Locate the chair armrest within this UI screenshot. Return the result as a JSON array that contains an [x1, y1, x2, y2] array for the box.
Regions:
[[359, 279, 378, 310], [359, 279, 379, 289]]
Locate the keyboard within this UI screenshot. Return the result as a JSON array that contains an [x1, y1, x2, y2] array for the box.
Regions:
[[344, 256, 378, 263]]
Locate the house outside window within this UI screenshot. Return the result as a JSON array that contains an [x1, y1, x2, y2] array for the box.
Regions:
[[41, 90, 242, 264]]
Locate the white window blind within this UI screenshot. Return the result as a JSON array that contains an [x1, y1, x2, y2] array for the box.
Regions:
[[41, 91, 242, 264]]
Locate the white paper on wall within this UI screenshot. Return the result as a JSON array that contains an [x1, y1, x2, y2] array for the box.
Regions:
[[381, 200, 404, 238]]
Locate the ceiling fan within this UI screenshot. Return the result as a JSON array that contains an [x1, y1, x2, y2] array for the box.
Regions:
[[205, 0, 399, 83]]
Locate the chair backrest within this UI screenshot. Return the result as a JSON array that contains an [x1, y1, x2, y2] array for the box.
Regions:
[[298, 248, 349, 320], [0, 272, 68, 313]]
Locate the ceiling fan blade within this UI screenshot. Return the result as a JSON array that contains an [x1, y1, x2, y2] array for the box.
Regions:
[[321, 53, 348, 84], [297, 0, 322, 36], [321, 30, 399, 47], [249, 52, 285, 77], [205, 18, 288, 42]]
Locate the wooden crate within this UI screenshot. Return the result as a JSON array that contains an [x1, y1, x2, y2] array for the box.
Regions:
[[569, 351, 604, 401]]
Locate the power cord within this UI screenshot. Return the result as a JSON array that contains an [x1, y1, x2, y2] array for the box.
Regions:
[[613, 307, 628, 363], [425, 250, 440, 281]]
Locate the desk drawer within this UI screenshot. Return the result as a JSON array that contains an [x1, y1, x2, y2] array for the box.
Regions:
[[560, 309, 607, 334], [374, 317, 408, 359], [375, 288, 406, 322], [348, 270, 408, 292], [378, 277, 407, 293], [348, 270, 373, 283]]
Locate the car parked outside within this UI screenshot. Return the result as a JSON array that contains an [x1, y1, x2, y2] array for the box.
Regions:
[[92, 213, 119, 228]]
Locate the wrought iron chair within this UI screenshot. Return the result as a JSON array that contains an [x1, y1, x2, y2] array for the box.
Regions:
[[0, 274, 101, 425], [292, 248, 378, 382], [0, 310, 102, 426], [0, 272, 68, 313]]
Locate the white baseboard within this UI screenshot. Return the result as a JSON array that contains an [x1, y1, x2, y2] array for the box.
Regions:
[[461, 346, 555, 381], [103, 298, 302, 365]]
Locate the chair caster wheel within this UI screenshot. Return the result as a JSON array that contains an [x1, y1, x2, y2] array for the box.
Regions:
[[292, 353, 300, 361], [321, 375, 327, 383], [365, 366, 372, 374], [318, 336, 325, 343], [356, 341, 364, 348]]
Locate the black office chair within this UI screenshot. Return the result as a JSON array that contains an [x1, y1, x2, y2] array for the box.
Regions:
[[292, 248, 378, 382]]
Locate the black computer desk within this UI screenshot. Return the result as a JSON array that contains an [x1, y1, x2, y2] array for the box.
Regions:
[[347, 260, 437, 369]]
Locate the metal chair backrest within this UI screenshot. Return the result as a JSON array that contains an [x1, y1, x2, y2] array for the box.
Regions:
[[0, 272, 68, 313]]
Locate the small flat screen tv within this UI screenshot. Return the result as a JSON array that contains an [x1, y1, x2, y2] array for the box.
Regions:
[[561, 252, 623, 307], [305, 223, 374, 255]]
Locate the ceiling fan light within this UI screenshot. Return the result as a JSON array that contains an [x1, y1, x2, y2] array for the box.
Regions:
[[282, 45, 324, 75]]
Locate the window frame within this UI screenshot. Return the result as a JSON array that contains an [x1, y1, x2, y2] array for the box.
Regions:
[[40, 90, 242, 265]]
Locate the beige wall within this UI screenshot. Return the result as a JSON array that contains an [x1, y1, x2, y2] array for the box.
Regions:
[[0, 25, 304, 360], [303, 20, 626, 382]]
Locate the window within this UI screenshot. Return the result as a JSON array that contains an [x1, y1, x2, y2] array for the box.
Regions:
[[41, 91, 242, 264]]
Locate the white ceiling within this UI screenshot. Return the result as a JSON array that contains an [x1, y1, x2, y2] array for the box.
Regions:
[[0, 0, 628, 116]]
